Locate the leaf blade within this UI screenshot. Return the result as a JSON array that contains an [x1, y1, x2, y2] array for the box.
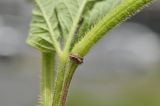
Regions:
[[27, 0, 61, 53]]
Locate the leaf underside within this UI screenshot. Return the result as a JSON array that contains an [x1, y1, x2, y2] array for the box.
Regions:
[[27, 0, 122, 52]]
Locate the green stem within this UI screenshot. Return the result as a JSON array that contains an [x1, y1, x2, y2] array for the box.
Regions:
[[61, 62, 78, 106], [72, 0, 154, 57], [52, 55, 68, 106], [53, 2, 89, 104], [52, 57, 78, 106], [42, 53, 55, 106]]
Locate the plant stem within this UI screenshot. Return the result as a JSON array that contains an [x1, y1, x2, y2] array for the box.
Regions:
[[61, 62, 78, 106], [72, 0, 154, 57], [52, 55, 68, 106], [42, 53, 55, 106], [52, 56, 78, 106]]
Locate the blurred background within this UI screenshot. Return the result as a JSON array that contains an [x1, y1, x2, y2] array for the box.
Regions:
[[0, 0, 160, 106]]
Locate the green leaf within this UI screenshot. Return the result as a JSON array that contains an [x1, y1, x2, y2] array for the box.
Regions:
[[55, 0, 122, 50], [27, 0, 118, 52], [55, 0, 105, 43], [27, 0, 60, 53]]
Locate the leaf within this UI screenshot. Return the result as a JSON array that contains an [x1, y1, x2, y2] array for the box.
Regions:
[[27, 0, 102, 52], [27, 0, 60, 52], [55, 0, 104, 40], [27, 0, 122, 52], [54, 0, 122, 49]]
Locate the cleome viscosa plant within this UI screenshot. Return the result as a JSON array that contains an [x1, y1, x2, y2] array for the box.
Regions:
[[27, 0, 156, 106]]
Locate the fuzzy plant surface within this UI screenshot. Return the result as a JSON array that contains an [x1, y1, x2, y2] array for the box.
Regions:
[[27, 0, 156, 106]]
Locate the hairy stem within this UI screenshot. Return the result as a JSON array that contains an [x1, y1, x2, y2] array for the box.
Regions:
[[52, 55, 68, 106], [72, 0, 154, 57], [42, 53, 55, 106], [61, 62, 78, 106], [52, 57, 78, 106]]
